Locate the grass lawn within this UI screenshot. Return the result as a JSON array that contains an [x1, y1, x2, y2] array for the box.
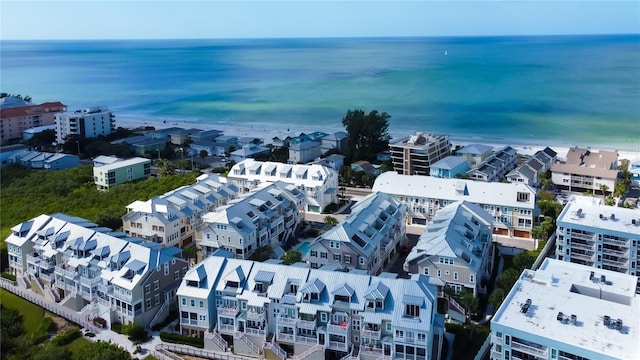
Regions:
[[64, 336, 93, 355], [0, 288, 45, 335]]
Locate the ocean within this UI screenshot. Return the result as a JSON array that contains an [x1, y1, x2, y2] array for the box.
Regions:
[[1, 35, 639, 151]]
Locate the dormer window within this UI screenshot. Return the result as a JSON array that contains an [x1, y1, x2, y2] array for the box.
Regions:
[[403, 295, 423, 318], [405, 304, 420, 317]]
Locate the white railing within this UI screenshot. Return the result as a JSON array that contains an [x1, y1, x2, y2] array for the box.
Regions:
[[149, 300, 170, 329], [362, 328, 381, 339], [218, 323, 235, 334], [511, 341, 548, 357], [205, 329, 228, 352], [360, 346, 383, 357], [79, 275, 102, 287], [244, 326, 266, 337], [40, 272, 53, 282], [296, 335, 317, 345], [292, 344, 323, 360], [217, 306, 239, 317], [246, 310, 265, 321], [327, 322, 349, 333], [234, 332, 260, 356], [276, 315, 298, 326], [277, 332, 295, 342], [297, 319, 315, 329], [328, 340, 348, 351], [156, 343, 249, 360], [264, 339, 287, 360]]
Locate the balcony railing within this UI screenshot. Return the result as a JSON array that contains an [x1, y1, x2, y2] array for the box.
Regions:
[[79, 276, 102, 287], [602, 237, 629, 247], [277, 332, 295, 343], [570, 252, 593, 262], [277, 315, 298, 326], [218, 323, 235, 334], [217, 306, 239, 317], [244, 327, 266, 337], [327, 323, 349, 334], [568, 232, 595, 242], [40, 272, 53, 282], [246, 311, 265, 321], [26, 254, 40, 265], [297, 319, 315, 330], [569, 242, 594, 251], [491, 336, 503, 345], [97, 283, 113, 294], [296, 334, 317, 345], [111, 290, 133, 303], [603, 248, 628, 257], [327, 340, 348, 351], [360, 345, 383, 357], [602, 257, 627, 267], [362, 328, 381, 339]]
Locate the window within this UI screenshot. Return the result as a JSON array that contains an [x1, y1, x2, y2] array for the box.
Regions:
[[145, 284, 151, 294], [320, 252, 327, 259], [164, 263, 169, 275], [423, 267, 429, 275], [551, 349, 558, 360], [386, 322, 392, 332], [145, 298, 152, 310], [359, 257, 365, 265], [155, 294, 160, 305], [334, 254, 341, 262], [174, 270, 181, 280], [395, 330, 404, 338], [345, 255, 351, 264], [190, 299, 195, 307], [199, 300, 204, 308], [437, 269, 441, 278], [418, 333, 426, 341], [470, 274, 475, 283], [320, 312, 328, 322], [310, 250, 317, 257], [439, 257, 454, 265], [405, 304, 420, 317], [505, 335, 510, 346], [154, 280, 160, 290], [182, 298, 186, 306], [453, 272, 458, 280]]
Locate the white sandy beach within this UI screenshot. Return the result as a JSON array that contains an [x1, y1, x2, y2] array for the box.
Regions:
[[116, 116, 640, 163]]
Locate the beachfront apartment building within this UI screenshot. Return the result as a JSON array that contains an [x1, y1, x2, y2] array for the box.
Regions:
[[455, 143, 493, 169], [389, 132, 451, 176], [403, 201, 493, 296], [177, 256, 444, 360], [429, 156, 468, 179], [555, 195, 640, 292], [307, 192, 407, 275], [466, 146, 518, 182], [54, 106, 116, 143], [195, 182, 306, 259], [229, 143, 270, 163], [122, 174, 239, 248], [4, 213, 188, 329], [551, 147, 619, 194], [93, 156, 151, 190], [373, 172, 537, 240], [227, 159, 339, 213], [489, 258, 639, 360], [0, 100, 67, 145]]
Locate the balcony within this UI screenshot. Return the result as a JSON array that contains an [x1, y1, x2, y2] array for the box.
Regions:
[[327, 322, 349, 334], [79, 275, 102, 287], [511, 341, 548, 358], [296, 334, 317, 345], [218, 323, 236, 335], [26, 253, 41, 265], [40, 272, 53, 282], [491, 336, 503, 345], [111, 290, 133, 303], [97, 283, 113, 295], [603, 248, 628, 257], [568, 232, 595, 242], [297, 319, 316, 330], [569, 242, 594, 251], [276, 315, 298, 326], [490, 350, 502, 360], [603, 237, 629, 247], [570, 252, 593, 262], [218, 306, 240, 317], [246, 310, 265, 322], [602, 257, 626, 267], [327, 340, 349, 352], [362, 328, 381, 339], [244, 326, 266, 337], [277, 332, 295, 343]]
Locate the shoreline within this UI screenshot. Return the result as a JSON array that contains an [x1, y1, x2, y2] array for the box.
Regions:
[[116, 116, 640, 162]]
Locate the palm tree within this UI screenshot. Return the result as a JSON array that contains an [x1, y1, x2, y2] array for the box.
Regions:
[[324, 216, 339, 229], [156, 159, 175, 177], [599, 184, 609, 196]]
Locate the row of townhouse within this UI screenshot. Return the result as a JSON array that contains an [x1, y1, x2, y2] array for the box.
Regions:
[[489, 258, 639, 360], [5, 213, 188, 329], [122, 173, 239, 248], [467, 146, 518, 182], [307, 192, 407, 275], [196, 181, 307, 259], [506, 147, 557, 187], [555, 195, 640, 292], [372, 172, 538, 239], [227, 159, 339, 213], [177, 256, 445, 360], [403, 201, 494, 297]]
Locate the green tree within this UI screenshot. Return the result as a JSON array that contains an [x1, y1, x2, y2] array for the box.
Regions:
[[250, 245, 275, 262], [488, 288, 506, 310], [599, 184, 609, 196], [497, 268, 520, 290], [342, 109, 391, 162], [513, 251, 536, 272], [280, 250, 303, 265], [458, 291, 479, 316], [0, 305, 25, 338], [531, 216, 555, 241], [324, 216, 339, 228], [182, 245, 200, 262], [157, 159, 175, 177], [73, 340, 132, 360]]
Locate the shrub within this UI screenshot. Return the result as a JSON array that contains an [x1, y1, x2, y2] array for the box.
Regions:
[[31, 317, 55, 344], [160, 331, 204, 348], [111, 322, 123, 334], [52, 328, 81, 346], [124, 322, 148, 342], [445, 322, 465, 334], [1, 271, 16, 281]]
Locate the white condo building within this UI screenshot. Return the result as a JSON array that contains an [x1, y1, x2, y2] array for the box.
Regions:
[[54, 106, 116, 142], [196, 182, 306, 259], [555, 195, 640, 292], [373, 172, 537, 240], [403, 201, 494, 296], [489, 258, 639, 360], [227, 159, 338, 213], [177, 256, 445, 360]]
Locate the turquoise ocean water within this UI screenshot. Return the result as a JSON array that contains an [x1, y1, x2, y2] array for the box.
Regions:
[[1, 35, 639, 150]]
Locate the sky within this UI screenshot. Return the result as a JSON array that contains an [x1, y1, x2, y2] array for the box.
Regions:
[[1, 1, 639, 40]]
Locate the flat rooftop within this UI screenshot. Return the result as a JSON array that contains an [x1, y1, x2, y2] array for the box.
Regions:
[[492, 258, 640, 359], [558, 195, 640, 235]]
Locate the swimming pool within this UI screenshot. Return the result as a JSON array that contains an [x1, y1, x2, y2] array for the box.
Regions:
[[296, 242, 311, 256]]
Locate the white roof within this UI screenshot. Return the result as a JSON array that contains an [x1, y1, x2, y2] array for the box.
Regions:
[[96, 157, 150, 171], [557, 195, 640, 236], [492, 258, 640, 359], [372, 172, 536, 209]]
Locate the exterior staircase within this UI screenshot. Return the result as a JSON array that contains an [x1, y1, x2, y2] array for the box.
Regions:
[[263, 336, 286, 360], [204, 329, 228, 352], [233, 332, 261, 358], [149, 300, 170, 329]]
